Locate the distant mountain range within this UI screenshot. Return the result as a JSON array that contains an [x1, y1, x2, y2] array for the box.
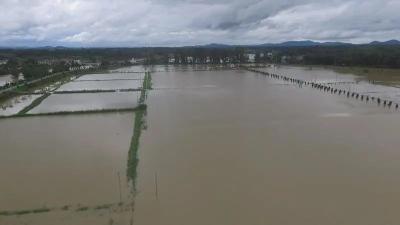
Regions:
[[1, 40, 400, 49], [368, 40, 400, 45], [201, 39, 400, 48]]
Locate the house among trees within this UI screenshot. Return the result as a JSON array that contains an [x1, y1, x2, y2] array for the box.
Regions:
[[0, 59, 8, 65]]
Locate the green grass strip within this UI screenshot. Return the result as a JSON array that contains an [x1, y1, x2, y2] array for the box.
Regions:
[[127, 108, 147, 193], [0, 105, 147, 119], [17, 93, 51, 115]]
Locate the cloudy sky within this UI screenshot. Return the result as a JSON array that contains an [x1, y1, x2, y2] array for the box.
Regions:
[[0, 0, 399, 47]]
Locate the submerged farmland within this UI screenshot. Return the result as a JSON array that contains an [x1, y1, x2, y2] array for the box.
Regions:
[[0, 66, 150, 117], [3, 64, 400, 225], [0, 66, 151, 225]]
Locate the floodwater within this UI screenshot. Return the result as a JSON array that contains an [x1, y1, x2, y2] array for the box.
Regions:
[[76, 73, 144, 81], [2, 65, 400, 225], [0, 94, 42, 116], [0, 74, 14, 87], [0, 113, 138, 224], [259, 65, 400, 103], [133, 67, 400, 225], [57, 80, 142, 92], [28, 92, 141, 114]]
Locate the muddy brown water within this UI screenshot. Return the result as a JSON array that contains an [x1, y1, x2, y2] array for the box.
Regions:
[[2, 66, 400, 225]]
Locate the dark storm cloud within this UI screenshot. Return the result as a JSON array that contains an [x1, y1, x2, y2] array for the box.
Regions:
[[0, 0, 399, 46]]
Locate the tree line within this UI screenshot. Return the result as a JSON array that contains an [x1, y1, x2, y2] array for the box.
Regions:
[[1, 44, 400, 71]]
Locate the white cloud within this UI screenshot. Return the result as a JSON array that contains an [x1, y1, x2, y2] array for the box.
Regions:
[[0, 0, 399, 46]]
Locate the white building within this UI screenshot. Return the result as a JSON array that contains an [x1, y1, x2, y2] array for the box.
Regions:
[[187, 56, 194, 64], [0, 59, 8, 65], [245, 53, 256, 63], [169, 57, 176, 64]]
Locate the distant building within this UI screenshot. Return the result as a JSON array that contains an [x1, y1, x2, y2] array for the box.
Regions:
[[245, 53, 256, 63], [37, 59, 53, 65], [296, 55, 305, 61], [84, 62, 101, 68], [130, 58, 137, 64], [0, 59, 8, 65], [69, 62, 100, 71], [187, 56, 194, 64], [130, 57, 145, 64], [281, 56, 290, 64]]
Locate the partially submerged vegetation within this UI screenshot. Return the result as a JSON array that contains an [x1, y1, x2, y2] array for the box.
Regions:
[[126, 72, 151, 193], [139, 72, 152, 104], [0, 105, 146, 119], [54, 88, 142, 94], [0, 67, 150, 118], [0, 207, 51, 216], [0, 202, 124, 217], [127, 108, 147, 193], [17, 93, 51, 115]]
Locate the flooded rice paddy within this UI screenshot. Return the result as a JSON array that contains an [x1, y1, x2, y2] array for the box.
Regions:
[[0, 75, 14, 87], [76, 73, 144, 81], [2, 65, 400, 225], [28, 92, 141, 114], [0, 69, 144, 116], [0, 95, 42, 116], [56, 80, 142, 92]]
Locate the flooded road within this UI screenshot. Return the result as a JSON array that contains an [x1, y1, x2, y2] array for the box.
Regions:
[[2, 65, 400, 225]]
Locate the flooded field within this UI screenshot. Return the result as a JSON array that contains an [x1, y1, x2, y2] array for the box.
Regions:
[[0, 74, 14, 87], [0, 94, 42, 116], [2, 65, 400, 225], [0, 113, 138, 224], [76, 73, 144, 81], [28, 92, 141, 114], [259, 65, 400, 103], [57, 80, 143, 92]]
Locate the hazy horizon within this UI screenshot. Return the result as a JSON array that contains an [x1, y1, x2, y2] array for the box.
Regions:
[[1, 39, 400, 48]]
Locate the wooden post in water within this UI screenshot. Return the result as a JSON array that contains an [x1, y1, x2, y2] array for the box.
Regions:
[[155, 172, 158, 200], [117, 172, 122, 203]]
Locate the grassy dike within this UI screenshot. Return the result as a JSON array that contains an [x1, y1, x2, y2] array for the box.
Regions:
[[0, 70, 154, 217], [127, 108, 146, 193], [54, 88, 142, 94], [0, 105, 147, 119], [17, 93, 51, 115], [127, 71, 152, 192], [139, 71, 152, 104], [0, 68, 103, 116], [1, 69, 94, 98], [0, 69, 152, 119]]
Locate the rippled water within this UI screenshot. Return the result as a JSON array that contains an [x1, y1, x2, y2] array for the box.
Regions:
[[133, 67, 400, 225], [2, 65, 400, 225], [76, 73, 144, 81], [57, 80, 143, 92], [259, 65, 400, 103]]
